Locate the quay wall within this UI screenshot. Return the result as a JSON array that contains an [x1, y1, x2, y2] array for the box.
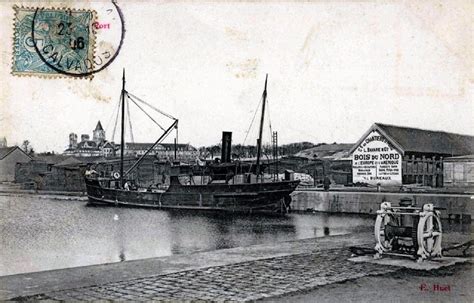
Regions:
[[291, 190, 473, 221]]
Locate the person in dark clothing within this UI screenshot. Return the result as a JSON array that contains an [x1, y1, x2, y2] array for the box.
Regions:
[[323, 176, 331, 191]]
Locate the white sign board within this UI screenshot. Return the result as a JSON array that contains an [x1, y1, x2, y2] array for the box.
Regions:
[[352, 130, 402, 186]]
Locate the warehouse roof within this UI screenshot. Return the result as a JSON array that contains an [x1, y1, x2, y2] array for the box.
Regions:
[[444, 154, 474, 162], [55, 157, 84, 167], [349, 123, 474, 156]]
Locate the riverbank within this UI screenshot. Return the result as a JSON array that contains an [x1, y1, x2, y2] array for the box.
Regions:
[[0, 191, 86, 201], [1, 231, 471, 301], [0, 183, 85, 201]]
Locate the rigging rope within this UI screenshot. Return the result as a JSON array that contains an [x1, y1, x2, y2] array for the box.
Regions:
[[126, 96, 134, 143], [105, 94, 121, 141], [267, 97, 273, 143], [124, 119, 178, 176], [127, 92, 176, 120], [242, 95, 263, 146], [111, 94, 122, 142], [127, 93, 166, 131]]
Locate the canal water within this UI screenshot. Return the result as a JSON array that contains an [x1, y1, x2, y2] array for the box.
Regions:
[[0, 194, 469, 276]]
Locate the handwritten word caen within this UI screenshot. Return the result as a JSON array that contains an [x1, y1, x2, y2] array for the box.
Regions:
[[93, 22, 110, 30]]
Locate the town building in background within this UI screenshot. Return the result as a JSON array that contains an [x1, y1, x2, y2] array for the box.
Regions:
[[350, 123, 474, 187], [119, 142, 199, 161], [63, 121, 198, 161], [0, 146, 32, 182], [63, 121, 116, 157], [0, 137, 7, 148]]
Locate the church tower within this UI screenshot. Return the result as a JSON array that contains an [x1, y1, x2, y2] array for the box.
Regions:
[[93, 121, 106, 143], [0, 137, 7, 148], [69, 133, 78, 148]]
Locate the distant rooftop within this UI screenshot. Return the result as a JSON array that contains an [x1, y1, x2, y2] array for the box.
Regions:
[[34, 154, 70, 164], [444, 154, 474, 161], [0, 146, 31, 160], [54, 157, 84, 167], [0, 147, 17, 160], [295, 143, 354, 161]]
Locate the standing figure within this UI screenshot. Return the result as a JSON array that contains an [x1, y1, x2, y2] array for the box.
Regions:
[[323, 176, 331, 191]]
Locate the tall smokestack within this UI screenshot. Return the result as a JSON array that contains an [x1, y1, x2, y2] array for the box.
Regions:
[[221, 131, 232, 163]]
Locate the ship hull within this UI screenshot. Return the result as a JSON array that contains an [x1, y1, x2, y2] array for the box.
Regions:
[[85, 178, 299, 213]]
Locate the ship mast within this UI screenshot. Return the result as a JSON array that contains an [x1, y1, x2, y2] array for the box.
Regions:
[[119, 69, 126, 187], [255, 74, 268, 180]]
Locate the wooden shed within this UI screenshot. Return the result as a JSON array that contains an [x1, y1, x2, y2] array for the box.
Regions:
[[0, 147, 32, 182]]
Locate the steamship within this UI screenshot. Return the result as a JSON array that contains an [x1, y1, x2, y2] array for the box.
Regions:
[[84, 72, 300, 213]]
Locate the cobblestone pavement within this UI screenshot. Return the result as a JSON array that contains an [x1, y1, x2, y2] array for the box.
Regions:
[[26, 248, 399, 301]]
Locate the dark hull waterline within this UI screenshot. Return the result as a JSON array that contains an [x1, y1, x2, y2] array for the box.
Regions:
[[85, 177, 300, 214]]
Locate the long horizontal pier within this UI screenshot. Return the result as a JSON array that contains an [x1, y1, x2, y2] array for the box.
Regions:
[[291, 189, 473, 221]]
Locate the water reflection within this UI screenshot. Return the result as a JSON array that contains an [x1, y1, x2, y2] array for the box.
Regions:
[[0, 195, 468, 276], [160, 211, 298, 254], [324, 227, 330, 236]]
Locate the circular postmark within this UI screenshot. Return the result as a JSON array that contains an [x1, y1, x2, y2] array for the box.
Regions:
[[30, 0, 125, 77]]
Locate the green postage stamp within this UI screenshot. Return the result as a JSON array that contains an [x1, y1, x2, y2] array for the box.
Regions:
[[12, 6, 96, 77]]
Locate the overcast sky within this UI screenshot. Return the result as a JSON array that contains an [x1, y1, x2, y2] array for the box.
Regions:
[[0, 0, 472, 153]]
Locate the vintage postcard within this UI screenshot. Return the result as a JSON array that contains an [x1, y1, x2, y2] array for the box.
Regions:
[[0, 1, 472, 302]]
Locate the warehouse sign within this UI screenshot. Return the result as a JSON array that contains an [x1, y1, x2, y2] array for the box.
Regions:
[[352, 130, 402, 185]]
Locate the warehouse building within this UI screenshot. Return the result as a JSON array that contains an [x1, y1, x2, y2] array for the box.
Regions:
[[349, 123, 474, 187]]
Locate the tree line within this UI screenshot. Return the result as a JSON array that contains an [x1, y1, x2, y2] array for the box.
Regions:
[[198, 141, 318, 159]]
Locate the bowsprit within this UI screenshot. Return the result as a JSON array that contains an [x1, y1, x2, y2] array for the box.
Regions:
[[374, 198, 443, 262]]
